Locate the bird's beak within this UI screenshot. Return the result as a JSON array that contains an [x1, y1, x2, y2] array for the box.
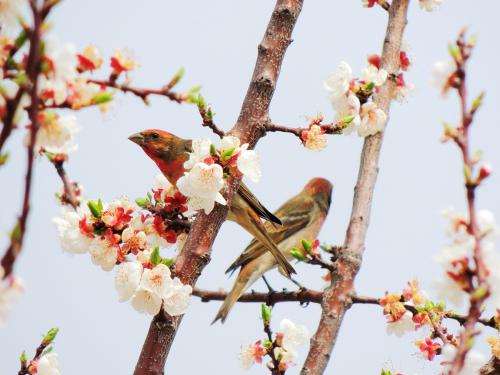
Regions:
[[128, 132, 144, 146]]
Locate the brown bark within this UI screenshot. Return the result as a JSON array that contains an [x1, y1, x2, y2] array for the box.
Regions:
[[480, 357, 500, 375], [300, 1, 410, 374], [133, 1, 304, 374]]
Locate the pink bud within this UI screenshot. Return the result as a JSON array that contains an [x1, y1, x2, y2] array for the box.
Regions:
[[478, 163, 492, 182], [367, 54, 381, 69]]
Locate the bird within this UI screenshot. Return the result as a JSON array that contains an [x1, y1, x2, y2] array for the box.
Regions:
[[212, 177, 333, 323], [128, 129, 296, 277]]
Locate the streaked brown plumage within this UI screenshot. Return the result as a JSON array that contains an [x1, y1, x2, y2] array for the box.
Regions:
[[128, 129, 296, 277], [213, 177, 333, 323]]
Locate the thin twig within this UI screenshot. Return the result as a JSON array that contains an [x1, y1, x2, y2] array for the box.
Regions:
[[1, 0, 44, 279], [264, 121, 344, 138], [53, 160, 80, 209], [301, 2, 410, 374]]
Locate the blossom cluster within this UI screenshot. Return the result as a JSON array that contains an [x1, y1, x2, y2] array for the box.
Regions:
[[240, 315, 309, 372], [177, 136, 261, 214], [323, 51, 413, 138], [433, 208, 500, 308], [53, 175, 193, 316], [0, 266, 24, 326]]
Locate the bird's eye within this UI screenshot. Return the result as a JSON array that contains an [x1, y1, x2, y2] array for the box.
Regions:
[[151, 132, 159, 140]]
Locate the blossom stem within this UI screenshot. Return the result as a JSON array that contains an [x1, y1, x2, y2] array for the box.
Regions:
[[447, 30, 491, 375], [53, 160, 80, 209], [0, 0, 48, 279], [264, 121, 345, 138]]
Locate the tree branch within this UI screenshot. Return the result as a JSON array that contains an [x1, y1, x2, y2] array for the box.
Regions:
[[480, 356, 500, 375], [53, 160, 80, 209], [300, 1, 409, 374], [1, 0, 44, 279], [133, 1, 304, 374]]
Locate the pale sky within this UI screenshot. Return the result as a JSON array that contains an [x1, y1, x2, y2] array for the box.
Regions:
[[2, 1, 500, 374]]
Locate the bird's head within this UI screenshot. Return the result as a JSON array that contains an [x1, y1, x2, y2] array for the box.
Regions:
[[304, 177, 333, 213], [128, 129, 192, 183]]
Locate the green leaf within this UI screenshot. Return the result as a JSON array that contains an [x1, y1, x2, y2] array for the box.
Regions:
[[196, 94, 207, 110], [471, 92, 485, 113], [290, 248, 307, 262], [0, 152, 8, 166], [170, 67, 185, 87], [87, 199, 103, 218], [42, 328, 59, 345], [221, 147, 236, 160], [135, 197, 148, 209], [93, 91, 113, 105], [363, 81, 375, 92], [341, 115, 356, 125], [10, 221, 21, 242], [381, 370, 392, 375], [13, 72, 28, 86], [263, 339, 272, 349], [150, 246, 161, 266], [463, 165, 472, 183], [14, 29, 28, 48], [20, 351, 27, 364], [448, 43, 461, 61], [206, 107, 214, 121], [41, 346, 53, 356], [261, 304, 271, 323], [301, 239, 312, 252], [161, 258, 174, 267], [209, 144, 217, 157]]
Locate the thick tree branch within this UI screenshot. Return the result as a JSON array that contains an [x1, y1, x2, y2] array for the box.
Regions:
[[480, 356, 500, 375], [133, 2, 304, 374], [301, 1, 409, 374]]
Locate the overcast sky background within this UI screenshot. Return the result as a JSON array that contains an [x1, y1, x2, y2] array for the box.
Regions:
[[1, 1, 500, 374]]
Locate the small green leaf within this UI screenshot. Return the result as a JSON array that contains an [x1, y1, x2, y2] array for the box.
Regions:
[[88, 199, 103, 218], [0, 152, 8, 166], [41, 346, 53, 356], [170, 67, 185, 87], [206, 107, 214, 121], [290, 248, 307, 262], [14, 29, 28, 49], [341, 115, 356, 125], [301, 239, 312, 253], [463, 165, 472, 183], [472, 284, 488, 301], [221, 147, 236, 160], [448, 44, 461, 61], [196, 94, 207, 110], [42, 328, 59, 345], [381, 370, 392, 375], [363, 81, 375, 92], [261, 304, 271, 323], [13, 72, 28, 86], [263, 339, 272, 349], [93, 91, 113, 105], [471, 92, 485, 113], [10, 221, 21, 242], [20, 351, 27, 365], [209, 144, 217, 157], [135, 197, 148, 209], [150, 246, 161, 266], [161, 258, 174, 267]]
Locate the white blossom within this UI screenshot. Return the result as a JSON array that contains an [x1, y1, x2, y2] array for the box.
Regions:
[[441, 345, 485, 375], [337, 93, 361, 135], [0, 0, 24, 30], [361, 64, 388, 87], [0, 277, 24, 326], [432, 61, 455, 95], [89, 239, 118, 272], [163, 277, 192, 316], [386, 311, 415, 337], [419, 0, 443, 12], [237, 145, 261, 182], [130, 288, 162, 315], [303, 125, 328, 151], [220, 135, 241, 151], [357, 102, 387, 137], [325, 62, 352, 110], [37, 352, 61, 375], [183, 138, 212, 169], [432, 275, 466, 307], [34, 114, 79, 155], [114, 262, 143, 302], [177, 162, 226, 214], [279, 318, 309, 357], [52, 205, 92, 254], [152, 174, 176, 201], [141, 264, 173, 297]]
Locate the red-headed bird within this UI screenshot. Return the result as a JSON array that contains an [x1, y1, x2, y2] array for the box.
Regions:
[[128, 129, 295, 277], [213, 177, 333, 323]]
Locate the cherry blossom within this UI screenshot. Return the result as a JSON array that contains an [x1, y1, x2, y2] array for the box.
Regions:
[[89, 236, 119, 272], [416, 338, 441, 361], [0, 0, 24, 30], [37, 352, 61, 375], [239, 341, 267, 370], [110, 49, 140, 73], [33, 112, 79, 155], [358, 102, 387, 137], [177, 162, 226, 214], [487, 336, 500, 360], [183, 138, 212, 169], [130, 287, 163, 315], [0, 277, 24, 326], [141, 264, 173, 297], [386, 311, 415, 337], [324, 61, 352, 111], [301, 124, 327, 151], [432, 61, 455, 95], [279, 318, 309, 357], [163, 277, 192, 316], [114, 262, 143, 302], [361, 64, 388, 87], [236, 145, 261, 183], [52, 205, 93, 254], [77, 45, 103, 72]]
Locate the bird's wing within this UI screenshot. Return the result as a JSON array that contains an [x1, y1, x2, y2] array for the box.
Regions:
[[225, 195, 313, 274], [237, 182, 282, 225]]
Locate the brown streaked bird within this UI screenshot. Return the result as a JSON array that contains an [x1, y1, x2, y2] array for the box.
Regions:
[[212, 177, 333, 323], [128, 129, 295, 277]]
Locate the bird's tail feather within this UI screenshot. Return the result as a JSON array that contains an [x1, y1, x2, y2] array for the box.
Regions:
[[212, 276, 249, 324]]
